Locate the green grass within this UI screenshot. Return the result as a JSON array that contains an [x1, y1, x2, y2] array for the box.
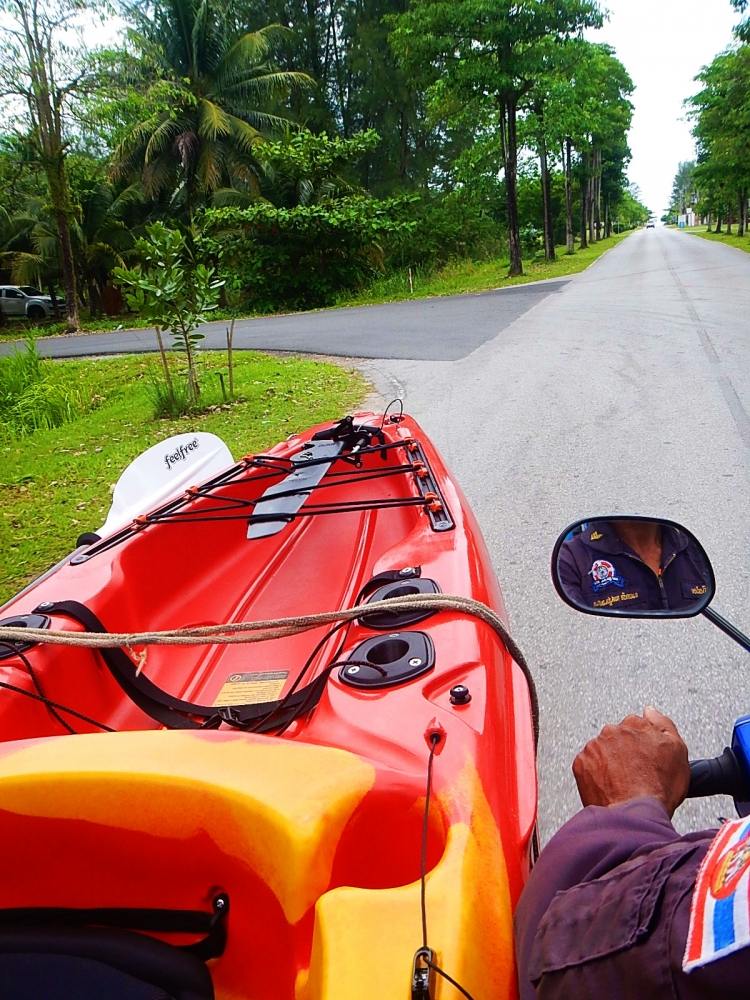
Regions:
[[677, 225, 750, 254], [0, 309, 242, 341], [0, 351, 366, 605], [336, 231, 634, 307]]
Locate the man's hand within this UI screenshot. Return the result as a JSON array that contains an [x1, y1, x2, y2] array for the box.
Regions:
[[572, 707, 690, 817]]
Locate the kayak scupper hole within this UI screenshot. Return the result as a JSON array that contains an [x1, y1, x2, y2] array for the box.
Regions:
[[384, 585, 420, 599], [367, 638, 410, 665]]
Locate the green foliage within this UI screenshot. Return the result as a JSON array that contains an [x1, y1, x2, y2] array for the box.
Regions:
[[146, 365, 198, 417], [669, 161, 698, 215], [384, 193, 503, 271], [615, 185, 650, 228], [202, 198, 412, 310], [687, 44, 750, 228], [0, 0, 650, 316], [519, 223, 542, 257], [390, 0, 605, 273], [0, 339, 98, 438], [258, 129, 381, 206], [115, 222, 224, 406], [108, 1, 312, 213]]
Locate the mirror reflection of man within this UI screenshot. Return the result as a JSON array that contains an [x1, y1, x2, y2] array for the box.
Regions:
[[558, 520, 711, 612]]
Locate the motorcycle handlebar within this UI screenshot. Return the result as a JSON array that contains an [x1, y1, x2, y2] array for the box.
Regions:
[[688, 747, 747, 799]]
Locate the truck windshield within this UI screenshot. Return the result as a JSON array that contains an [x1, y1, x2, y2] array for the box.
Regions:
[[19, 286, 42, 296]]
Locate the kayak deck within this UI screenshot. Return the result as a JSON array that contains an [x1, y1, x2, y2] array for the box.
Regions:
[[0, 413, 537, 998]]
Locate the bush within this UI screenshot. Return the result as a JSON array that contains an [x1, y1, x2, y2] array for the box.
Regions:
[[201, 198, 414, 312], [519, 223, 542, 256], [0, 339, 95, 438], [382, 193, 504, 272]]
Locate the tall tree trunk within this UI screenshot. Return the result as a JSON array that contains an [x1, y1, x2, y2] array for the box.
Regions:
[[579, 155, 589, 250], [738, 192, 746, 237], [588, 176, 595, 246], [594, 149, 602, 241], [605, 196, 611, 238], [563, 139, 574, 254], [539, 142, 555, 261], [499, 95, 522, 276], [16, 3, 80, 333], [715, 213, 722, 234], [399, 111, 408, 181], [87, 277, 101, 319], [52, 203, 79, 331]]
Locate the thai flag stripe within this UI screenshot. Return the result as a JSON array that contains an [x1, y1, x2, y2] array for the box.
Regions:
[[685, 819, 738, 966], [713, 894, 735, 950]]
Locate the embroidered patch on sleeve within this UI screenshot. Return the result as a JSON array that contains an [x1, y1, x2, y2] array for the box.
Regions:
[[683, 817, 750, 972]]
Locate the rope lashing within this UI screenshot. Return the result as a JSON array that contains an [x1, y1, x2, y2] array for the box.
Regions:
[[0, 594, 538, 745]]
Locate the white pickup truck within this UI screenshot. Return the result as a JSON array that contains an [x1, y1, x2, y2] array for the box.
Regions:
[[0, 285, 63, 320]]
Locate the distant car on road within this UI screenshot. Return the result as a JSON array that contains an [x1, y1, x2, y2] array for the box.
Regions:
[[0, 285, 64, 320], [646, 221, 655, 228]]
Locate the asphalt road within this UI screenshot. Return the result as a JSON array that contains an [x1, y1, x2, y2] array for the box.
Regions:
[[0, 277, 569, 362], [359, 227, 750, 841], [6, 228, 749, 841]]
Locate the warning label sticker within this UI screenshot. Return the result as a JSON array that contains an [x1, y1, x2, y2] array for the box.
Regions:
[[214, 670, 289, 706]]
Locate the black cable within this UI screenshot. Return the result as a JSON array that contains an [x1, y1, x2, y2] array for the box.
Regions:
[[421, 735, 438, 949], [144, 496, 427, 526], [379, 398, 404, 430], [77, 439, 426, 562], [262, 565, 420, 737], [145, 464, 418, 521], [0, 642, 76, 735], [419, 732, 476, 1000], [242, 619, 351, 735], [0, 657, 115, 733], [425, 960, 475, 1000]]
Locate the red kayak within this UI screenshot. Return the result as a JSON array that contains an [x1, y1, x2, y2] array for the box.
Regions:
[[0, 412, 537, 999]]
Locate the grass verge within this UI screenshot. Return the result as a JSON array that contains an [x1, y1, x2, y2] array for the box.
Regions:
[[336, 231, 634, 307], [677, 225, 750, 254], [0, 351, 366, 605], [0, 309, 241, 342]]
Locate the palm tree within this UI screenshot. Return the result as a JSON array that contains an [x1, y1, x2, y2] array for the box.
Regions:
[[6, 183, 141, 318], [114, 0, 313, 216]]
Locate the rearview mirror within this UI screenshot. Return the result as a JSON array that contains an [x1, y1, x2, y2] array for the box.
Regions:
[[551, 516, 715, 618]]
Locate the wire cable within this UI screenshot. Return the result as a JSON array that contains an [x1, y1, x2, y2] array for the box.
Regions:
[[418, 732, 476, 1000], [0, 643, 114, 733]]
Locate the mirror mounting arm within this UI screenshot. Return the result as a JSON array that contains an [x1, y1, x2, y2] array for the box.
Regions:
[[702, 607, 750, 653]]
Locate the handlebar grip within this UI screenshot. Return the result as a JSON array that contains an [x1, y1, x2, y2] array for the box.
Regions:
[[688, 748, 747, 799]]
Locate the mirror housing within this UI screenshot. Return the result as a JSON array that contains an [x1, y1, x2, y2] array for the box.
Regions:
[[551, 516, 715, 619]]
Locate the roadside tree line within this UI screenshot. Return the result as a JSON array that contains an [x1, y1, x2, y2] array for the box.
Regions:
[[0, 0, 648, 331], [667, 2, 750, 234]]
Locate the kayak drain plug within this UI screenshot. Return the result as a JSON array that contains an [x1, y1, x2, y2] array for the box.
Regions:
[[449, 685, 471, 706]]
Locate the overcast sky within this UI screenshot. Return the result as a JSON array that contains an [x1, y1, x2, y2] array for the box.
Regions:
[[592, 0, 741, 215]]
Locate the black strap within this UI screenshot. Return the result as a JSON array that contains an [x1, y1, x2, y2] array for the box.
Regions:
[[0, 893, 229, 960], [35, 601, 330, 733]]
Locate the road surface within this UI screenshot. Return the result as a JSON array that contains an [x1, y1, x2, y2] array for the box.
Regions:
[[0, 278, 570, 361], [358, 227, 750, 840], [7, 228, 749, 841]]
